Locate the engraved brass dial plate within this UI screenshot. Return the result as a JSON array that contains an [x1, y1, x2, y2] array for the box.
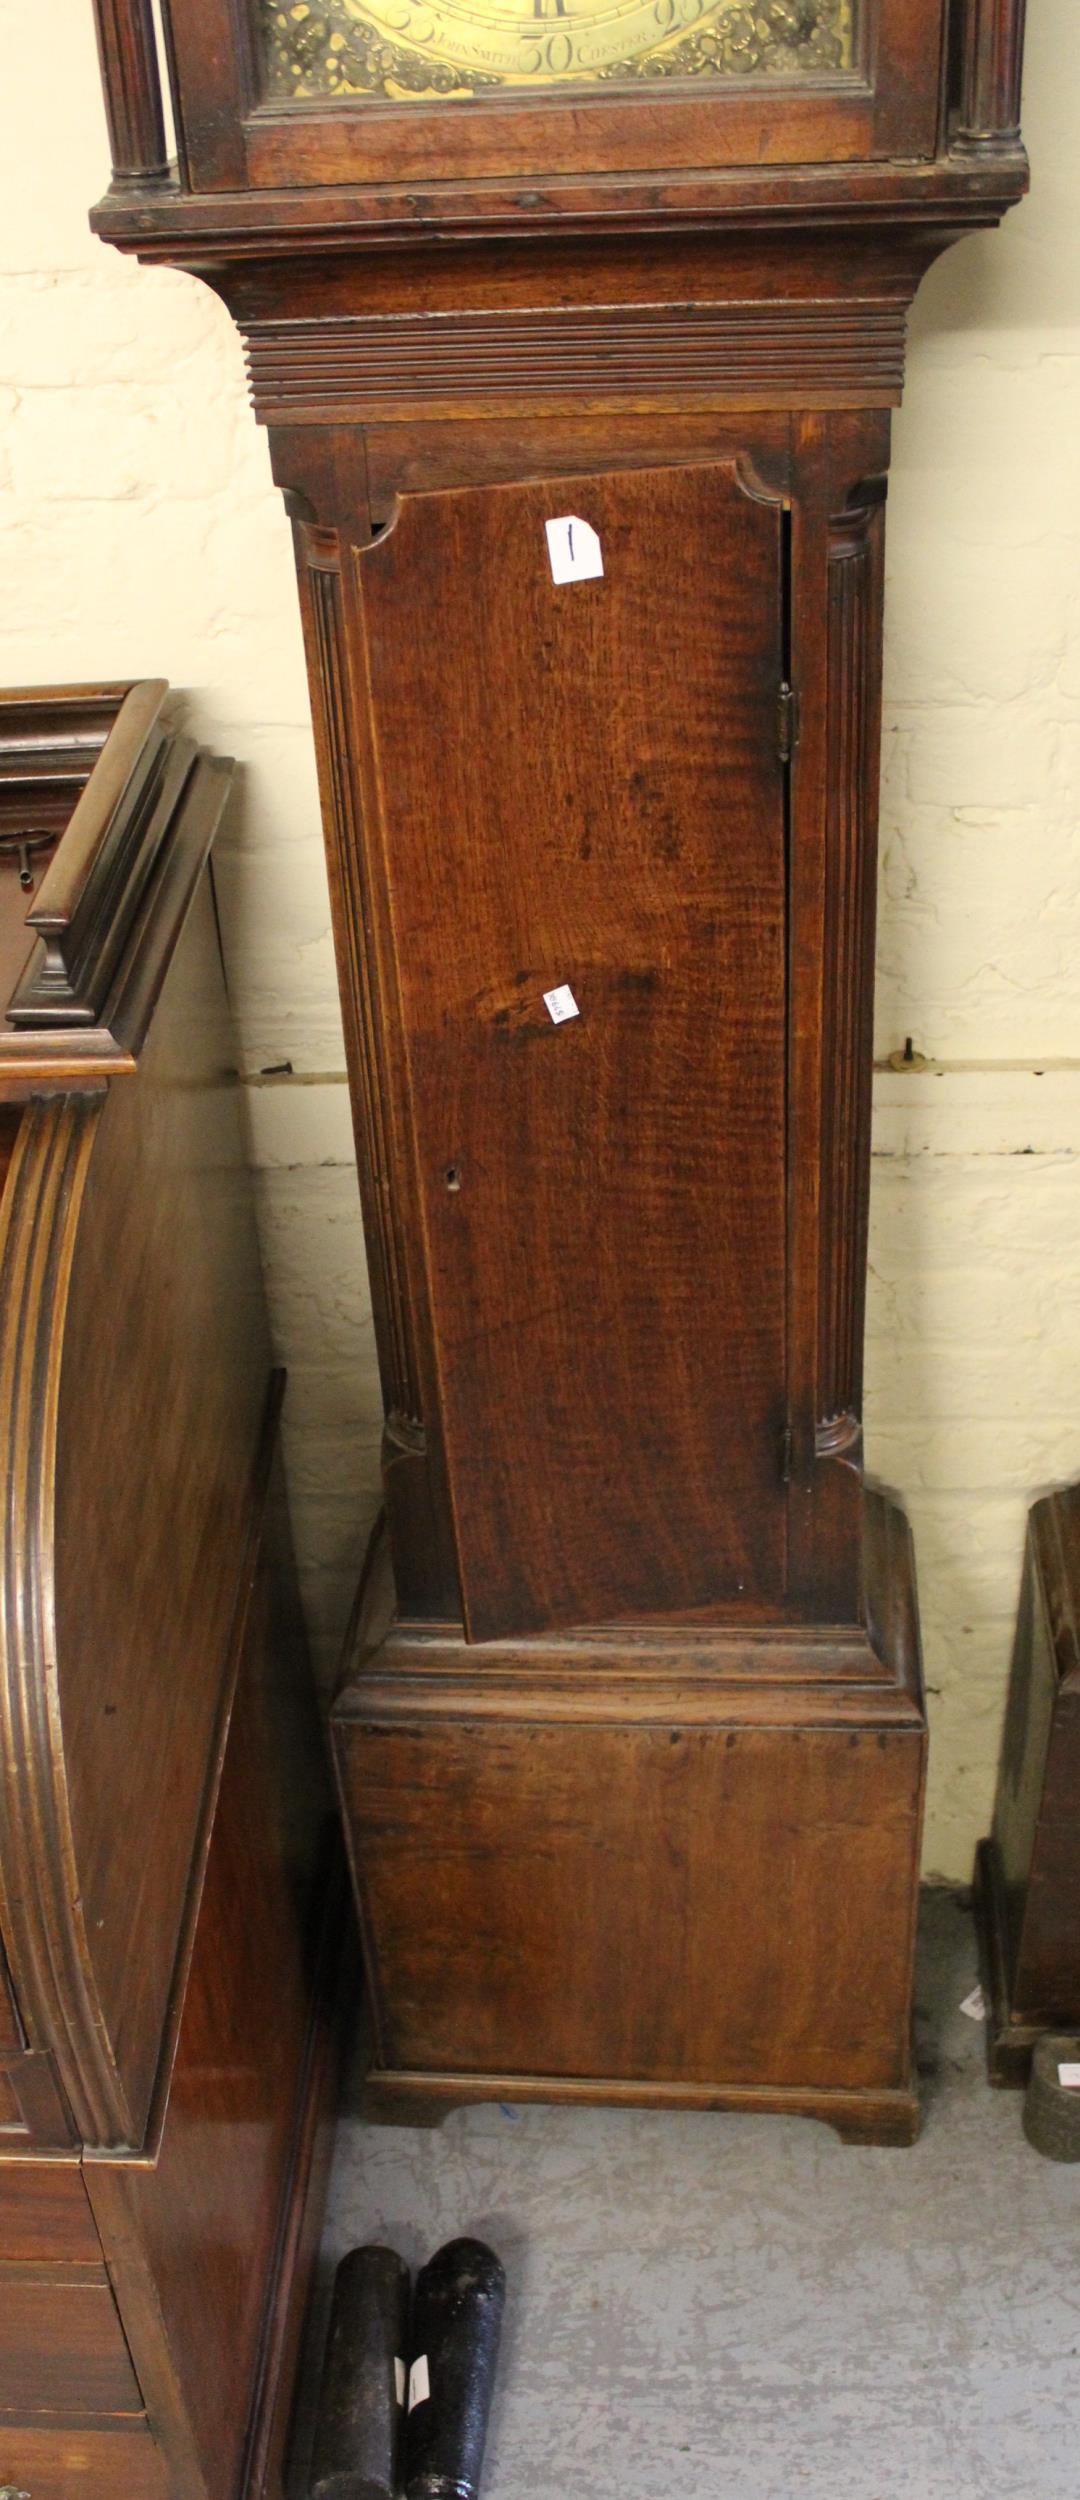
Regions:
[[260, 0, 854, 101]]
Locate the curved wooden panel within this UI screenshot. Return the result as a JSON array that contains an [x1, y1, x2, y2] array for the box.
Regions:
[[0, 1095, 117, 2144], [0, 877, 272, 2150], [53, 877, 271, 2149]]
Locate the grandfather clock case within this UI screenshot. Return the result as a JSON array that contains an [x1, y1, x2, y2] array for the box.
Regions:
[[93, 0, 1027, 2146]]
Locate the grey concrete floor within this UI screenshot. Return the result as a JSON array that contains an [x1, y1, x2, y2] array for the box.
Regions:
[[302, 1890, 1080, 2499]]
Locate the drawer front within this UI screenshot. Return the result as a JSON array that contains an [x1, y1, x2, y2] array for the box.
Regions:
[[0, 2421, 166, 2499], [0, 2166, 102, 2266], [0, 2277, 141, 2416]]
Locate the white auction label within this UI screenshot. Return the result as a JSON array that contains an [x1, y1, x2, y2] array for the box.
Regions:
[[959, 1985, 987, 2022], [545, 515, 604, 585], [1058, 2063, 1080, 2088], [395, 2357, 406, 2408], [408, 2355, 430, 2412], [544, 983, 580, 1025]]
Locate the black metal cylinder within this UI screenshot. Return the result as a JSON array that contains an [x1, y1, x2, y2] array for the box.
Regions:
[[404, 2238, 506, 2500], [309, 2245, 411, 2500]]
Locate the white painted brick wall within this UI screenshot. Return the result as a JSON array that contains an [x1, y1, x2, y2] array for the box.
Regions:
[[2, 1, 1078, 1877]]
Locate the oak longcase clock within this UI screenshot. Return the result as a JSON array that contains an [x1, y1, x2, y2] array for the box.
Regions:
[[91, 0, 1028, 2144]]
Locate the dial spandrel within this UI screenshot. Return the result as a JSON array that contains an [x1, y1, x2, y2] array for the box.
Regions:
[[259, 0, 855, 100]]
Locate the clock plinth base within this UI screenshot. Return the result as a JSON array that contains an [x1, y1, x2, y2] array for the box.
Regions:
[[359, 2065, 921, 2149], [333, 1491, 926, 2147]]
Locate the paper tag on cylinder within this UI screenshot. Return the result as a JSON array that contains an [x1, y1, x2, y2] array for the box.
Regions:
[[408, 2355, 431, 2411]]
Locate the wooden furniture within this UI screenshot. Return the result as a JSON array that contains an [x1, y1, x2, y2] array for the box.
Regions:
[[0, 684, 339, 2498], [976, 1486, 1080, 2087], [90, 0, 1028, 2149]]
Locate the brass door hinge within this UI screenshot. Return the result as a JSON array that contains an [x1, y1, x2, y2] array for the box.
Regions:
[[777, 682, 800, 765]]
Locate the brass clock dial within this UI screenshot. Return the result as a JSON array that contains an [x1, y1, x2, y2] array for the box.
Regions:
[[261, 0, 853, 99]]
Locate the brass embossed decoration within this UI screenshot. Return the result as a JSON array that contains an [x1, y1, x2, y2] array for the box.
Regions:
[[259, 0, 854, 101]]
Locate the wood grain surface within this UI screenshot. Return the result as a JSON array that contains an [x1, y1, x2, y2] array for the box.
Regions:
[[0, 2420, 167, 2500], [356, 459, 788, 1638], [87, 1451, 337, 2500], [0, 2274, 142, 2416], [0, 2164, 101, 2265]]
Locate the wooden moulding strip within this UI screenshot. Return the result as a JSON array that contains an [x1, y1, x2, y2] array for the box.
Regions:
[[242, 302, 909, 423], [88, 148, 1031, 265], [25, 684, 168, 941]]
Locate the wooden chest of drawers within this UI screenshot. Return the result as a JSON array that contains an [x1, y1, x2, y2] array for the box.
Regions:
[[0, 686, 341, 2499]]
